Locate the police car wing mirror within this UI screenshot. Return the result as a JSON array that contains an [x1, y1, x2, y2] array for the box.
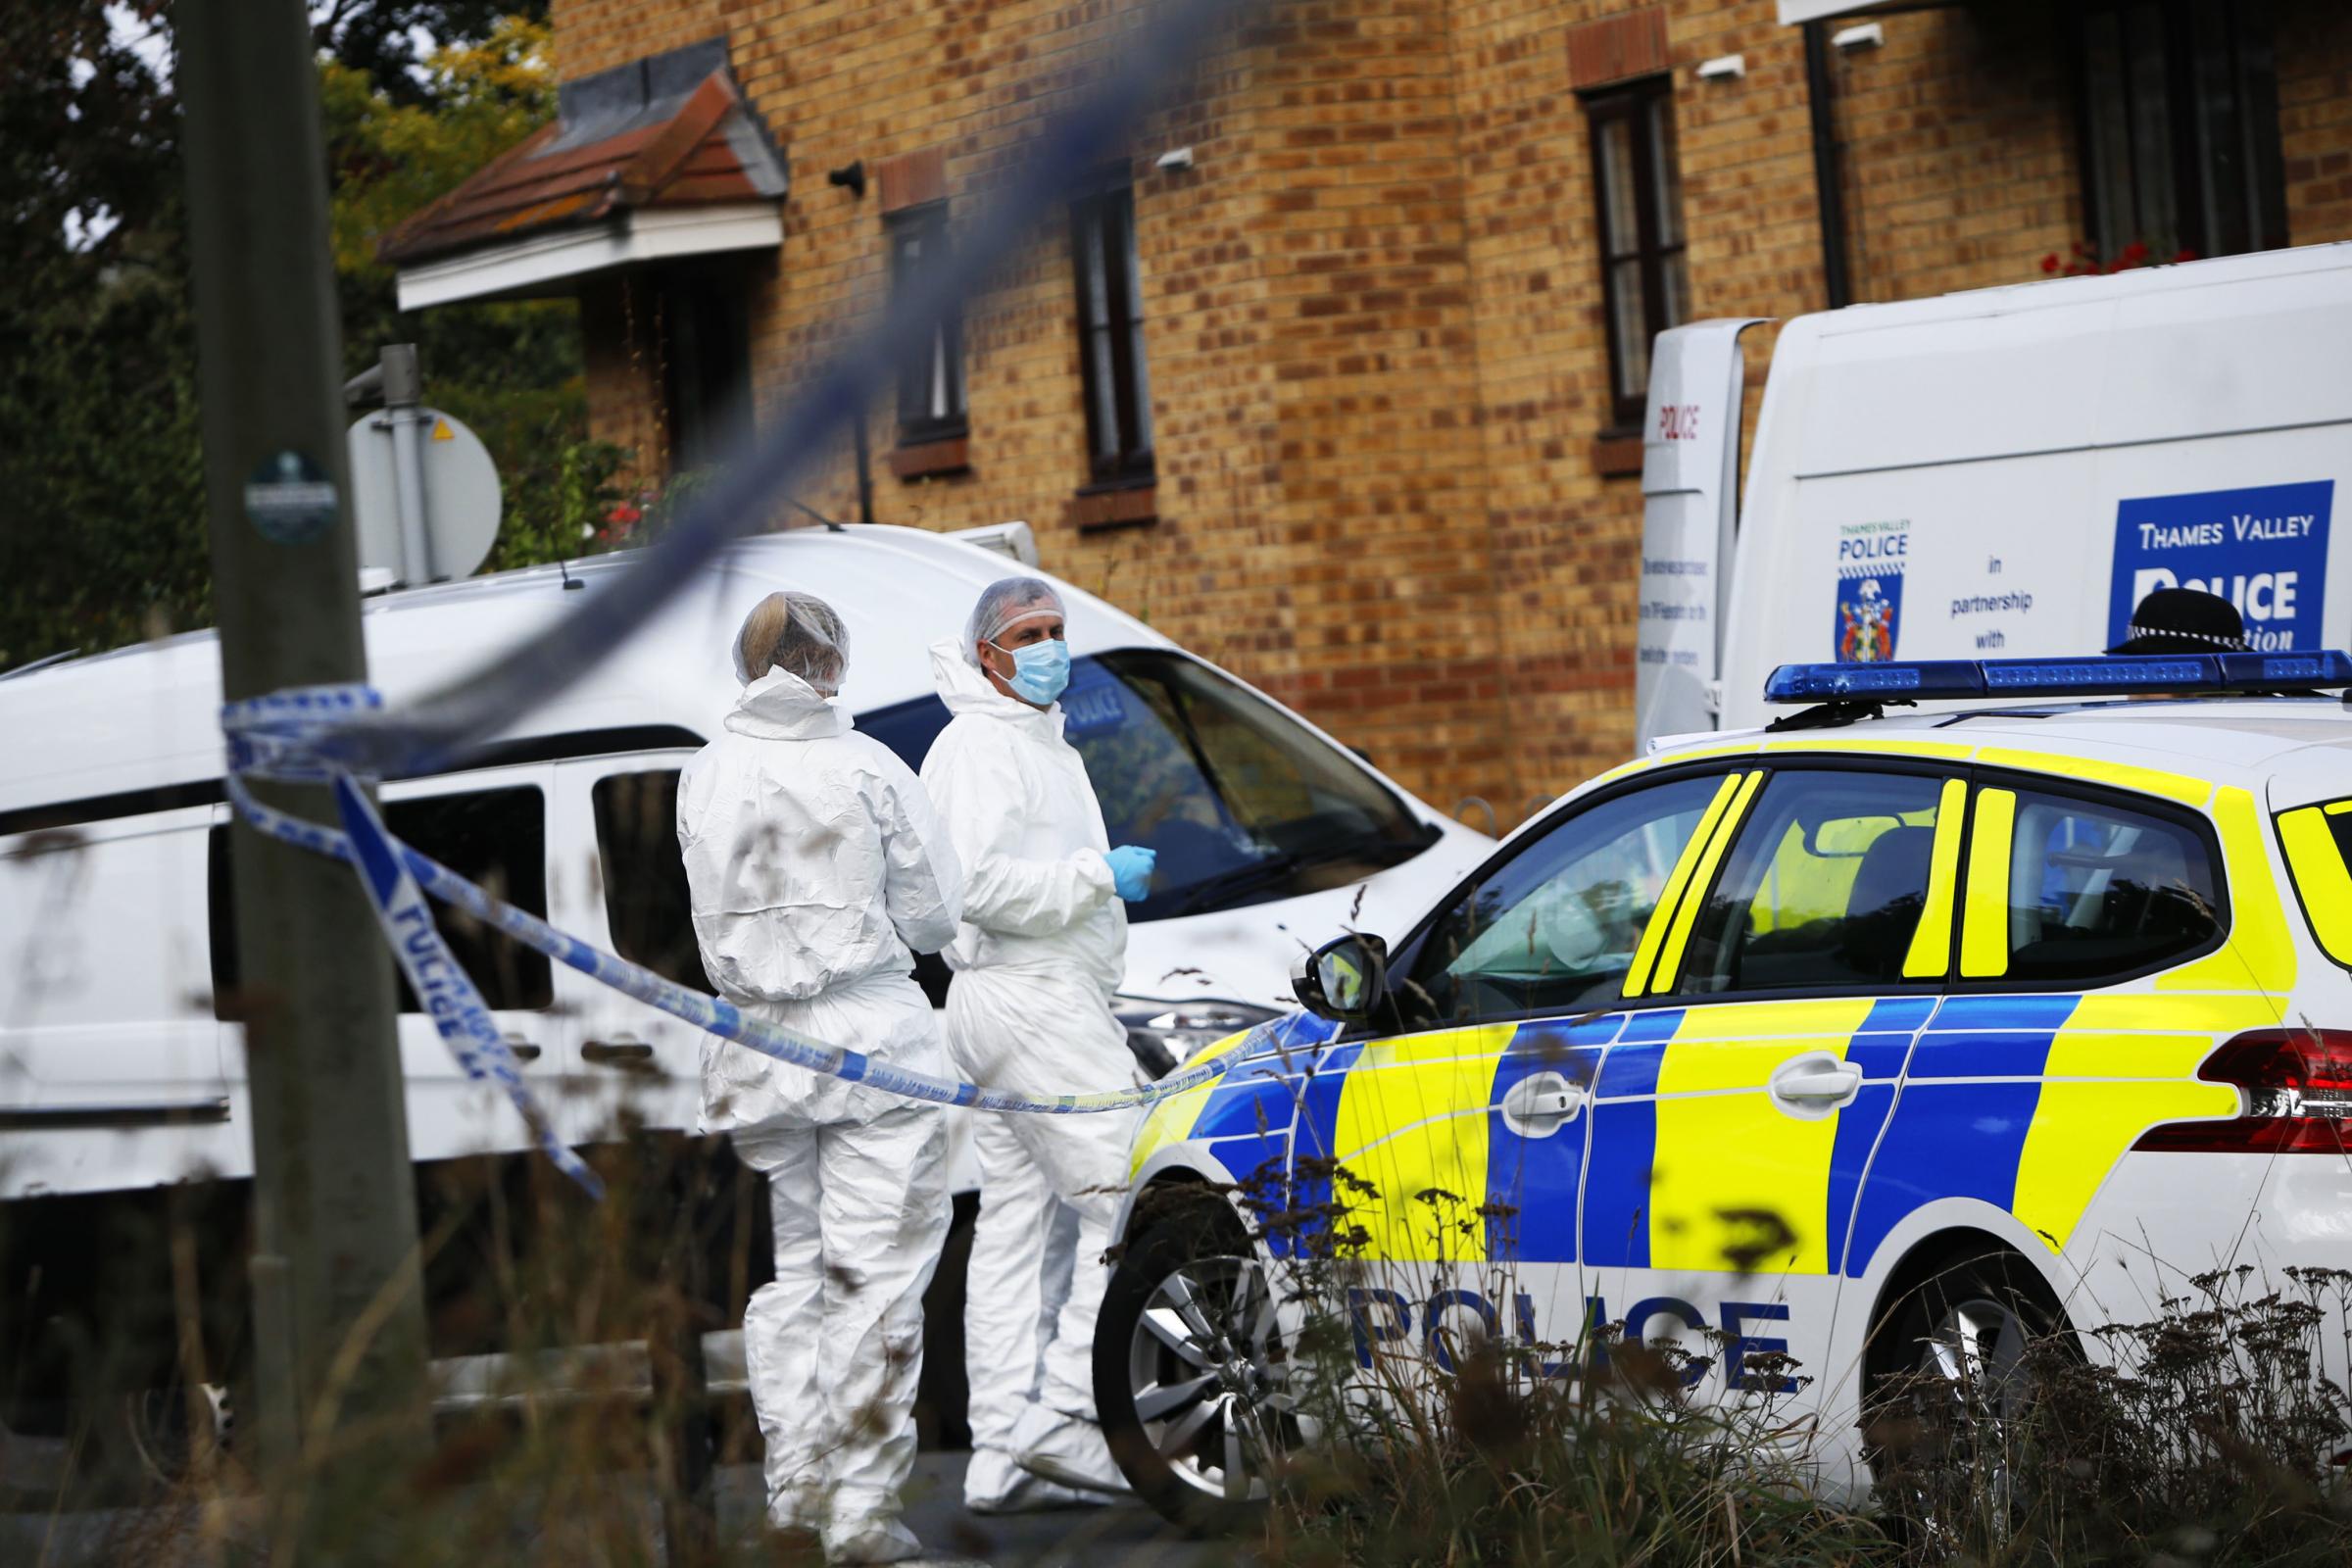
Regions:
[[1293, 932, 1388, 1022]]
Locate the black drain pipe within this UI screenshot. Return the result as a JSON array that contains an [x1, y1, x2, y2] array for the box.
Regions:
[[1804, 19, 1854, 310]]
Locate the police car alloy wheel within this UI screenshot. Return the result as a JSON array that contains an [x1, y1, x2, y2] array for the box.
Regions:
[[1094, 1195, 1291, 1534], [1863, 1249, 2067, 1539]]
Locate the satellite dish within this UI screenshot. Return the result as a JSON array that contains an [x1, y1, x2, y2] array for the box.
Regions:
[[347, 406, 501, 583]]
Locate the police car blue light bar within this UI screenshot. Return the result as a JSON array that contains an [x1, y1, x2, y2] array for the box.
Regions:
[[1763, 650, 2352, 705]]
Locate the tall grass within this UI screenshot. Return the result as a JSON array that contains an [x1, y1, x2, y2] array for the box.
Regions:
[[1213, 1159, 2352, 1568]]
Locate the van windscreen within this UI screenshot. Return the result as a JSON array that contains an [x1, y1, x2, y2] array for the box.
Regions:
[[858, 650, 1436, 921]]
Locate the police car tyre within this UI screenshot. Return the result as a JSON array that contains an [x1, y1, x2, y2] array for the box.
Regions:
[[1093, 1190, 1287, 1535], [1862, 1247, 2070, 1523]]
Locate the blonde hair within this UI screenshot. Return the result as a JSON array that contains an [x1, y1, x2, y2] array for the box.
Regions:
[[733, 591, 849, 692]]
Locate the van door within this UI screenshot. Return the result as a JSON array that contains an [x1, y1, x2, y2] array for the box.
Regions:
[[552, 755, 709, 1147], [1, 801, 235, 1197], [1582, 762, 1961, 1409], [366, 764, 572, 1164], [1635, 317, 1768, 750]]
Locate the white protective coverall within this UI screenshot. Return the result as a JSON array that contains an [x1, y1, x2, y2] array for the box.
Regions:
[[678, 656, 963, 1562], [918, 637, 1142, 1508]]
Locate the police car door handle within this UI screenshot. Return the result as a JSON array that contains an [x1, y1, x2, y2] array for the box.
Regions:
[[582, 1037, 655, 1065], [1500, 1071, 1586, 1137], [1770, 1054, 1863, 1109]]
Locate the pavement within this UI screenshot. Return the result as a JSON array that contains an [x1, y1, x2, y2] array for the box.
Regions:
[[1, 1449, 1231, 1567]]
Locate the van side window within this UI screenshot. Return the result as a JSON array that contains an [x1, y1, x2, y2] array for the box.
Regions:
[[589, 770, 712, 995], [2000, 790, 2221, 983], [1678, 770, 1948, 996], [209, 785, 552, 1014]]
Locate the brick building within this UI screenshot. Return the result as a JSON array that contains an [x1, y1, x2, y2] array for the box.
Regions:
[[386, 0, 2352, 824]]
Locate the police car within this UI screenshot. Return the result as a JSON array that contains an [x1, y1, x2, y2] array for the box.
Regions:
[[1093, 652, 2352, 1530]]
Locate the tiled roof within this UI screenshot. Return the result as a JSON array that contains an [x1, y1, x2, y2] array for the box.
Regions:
[[379, 37, 786, 269]]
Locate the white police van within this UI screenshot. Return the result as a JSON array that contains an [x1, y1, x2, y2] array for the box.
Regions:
[[1638, 241, 2352, 748], [1099, 652, 2352, 1530], [0, 523, 1488, 1466]]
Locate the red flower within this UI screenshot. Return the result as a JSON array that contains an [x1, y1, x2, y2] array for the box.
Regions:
[[2041, 253, 2061, 273]]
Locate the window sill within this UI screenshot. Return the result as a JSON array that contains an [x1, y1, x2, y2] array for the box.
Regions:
[[1066, 480, 1158, 532], [1592, 433, 1644, 478], [889, 434, 970, 480]]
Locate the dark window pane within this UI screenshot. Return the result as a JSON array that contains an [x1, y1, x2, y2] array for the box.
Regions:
[[1679, 771, 1949, 996], [1586, 77, 1688, 430], [659, 265, 750, 473], [891, 205, 967, 441], [1660, 248, 1690, 341], [215, 787, 553, 1014], [1648, 95, 1684, 252], [2082, 12, 2132, 257], [1596, 116, 1640, 256], [2124, 4, 2179, 255], [2075, 0, 2285, 262], [2194, 3, 2245, 256], [1127, 320, 1154, 456], [382, 787, 551, 1011], [1611, 257, 1649, 403], [2000, 791, 2220, 982], [590, 770, 712, 995], [1070, 183, 1153, 483]]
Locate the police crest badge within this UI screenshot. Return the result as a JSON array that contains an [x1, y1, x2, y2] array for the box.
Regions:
[[1835, 566, 1901, 662]]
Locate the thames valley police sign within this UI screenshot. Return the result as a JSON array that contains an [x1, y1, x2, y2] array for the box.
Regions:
[[2107, 481, 2334, 652]]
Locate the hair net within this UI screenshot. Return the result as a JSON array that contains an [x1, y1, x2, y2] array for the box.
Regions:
[[734, 590, 850, 693], [963, 576, 1066, 665]]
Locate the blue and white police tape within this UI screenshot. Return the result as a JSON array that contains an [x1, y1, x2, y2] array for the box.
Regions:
[[337, 773, 605, 1199], [224, 686, 1247, 1200]]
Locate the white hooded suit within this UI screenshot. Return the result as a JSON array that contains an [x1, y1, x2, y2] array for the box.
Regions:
[[678, 667, 962, 1560], [917, 640, 1141, 1507]]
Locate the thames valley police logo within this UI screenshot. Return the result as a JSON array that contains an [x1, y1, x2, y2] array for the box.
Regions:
[[1834, 520, 1908, 662]]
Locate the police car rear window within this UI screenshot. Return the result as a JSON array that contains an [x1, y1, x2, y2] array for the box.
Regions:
[[1995, 790, 2221, 984], [2277, 799, 2352, 971]]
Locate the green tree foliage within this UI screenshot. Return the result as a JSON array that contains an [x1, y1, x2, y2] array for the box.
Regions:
[[0, 2, 614, 673], [321, 14, 625, 578], [0, 3, 208, 667]]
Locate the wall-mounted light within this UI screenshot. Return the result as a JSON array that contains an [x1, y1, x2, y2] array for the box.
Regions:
[[826, 161, 866, 198], [1154, 146, 1195, 172], [1695, 53, 1745, 82], [1832, 21, 1885, 50]]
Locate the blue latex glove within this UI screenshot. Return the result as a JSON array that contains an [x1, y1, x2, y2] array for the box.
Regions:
[[1104, 844, 1157, 903]]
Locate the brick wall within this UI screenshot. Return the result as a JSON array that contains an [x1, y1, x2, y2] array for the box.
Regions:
[[540, 0, 2352, 823], [2279, 2, 2352, 246]]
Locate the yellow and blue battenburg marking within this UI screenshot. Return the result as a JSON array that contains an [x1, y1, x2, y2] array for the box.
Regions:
[[1149, 979, 2255, 1278]]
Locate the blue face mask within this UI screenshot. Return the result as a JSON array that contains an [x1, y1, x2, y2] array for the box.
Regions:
[[992, 638, 1071, 705]]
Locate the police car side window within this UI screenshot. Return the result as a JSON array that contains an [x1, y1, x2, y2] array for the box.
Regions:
[[1403, 774, 1723, 1025], [1677, 768, 1946, 997], [2000, 790, 2220, 983]]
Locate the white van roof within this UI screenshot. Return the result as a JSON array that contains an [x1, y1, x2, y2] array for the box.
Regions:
[[1774, 240, 2352, 479], [0, 524, 1172, 815]]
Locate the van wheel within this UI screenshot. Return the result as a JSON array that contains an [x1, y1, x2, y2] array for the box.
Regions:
[[1861, 1247, 2068, 1544], [1093, 1191, 1291, 1536], [122, 1379, 235, 1488]]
